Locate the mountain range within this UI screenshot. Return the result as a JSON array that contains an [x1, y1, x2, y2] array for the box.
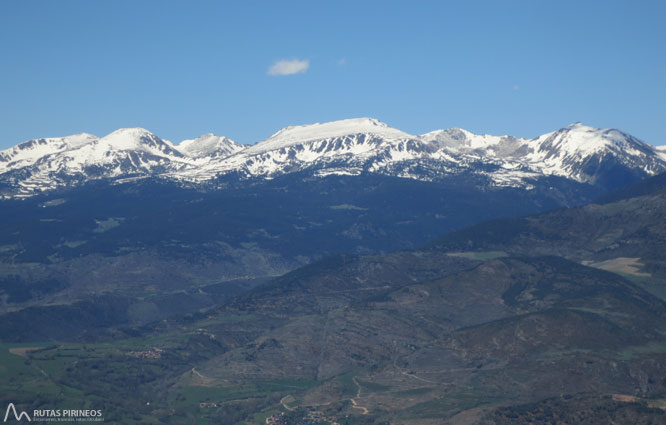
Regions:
[[1, 118, 665, 198]]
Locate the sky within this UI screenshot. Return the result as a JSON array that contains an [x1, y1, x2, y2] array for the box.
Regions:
[[0, 0, 665, 148]]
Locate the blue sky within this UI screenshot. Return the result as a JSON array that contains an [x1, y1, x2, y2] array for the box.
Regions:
[[1, 0, 665, 148]]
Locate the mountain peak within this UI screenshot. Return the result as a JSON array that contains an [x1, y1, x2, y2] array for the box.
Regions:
[[67, 132, 98, 140], [346, 117, 389, 128], [178, 133, 242, 159], [102, 127, 155, 140], [270, 117, 402, 138], [420, 127, 520, 151], [558, 123, 641, 144], [529, 123, 663, 187], [71, 127, 187, 160], [420, 127, 475, 148], [562, 122, 607, 134], [546, 123, 646, 150], [245, 117, 413, 155], [96, 128, 168, 150]]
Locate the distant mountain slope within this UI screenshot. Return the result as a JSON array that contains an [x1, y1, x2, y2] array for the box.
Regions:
[[431, 171, 666, 300], [157, 253, 666, 423], [1, 118, 664, 197], [432, 170, 666, 260], [0, 172, 596, 320], [599, 170, 666, 202]]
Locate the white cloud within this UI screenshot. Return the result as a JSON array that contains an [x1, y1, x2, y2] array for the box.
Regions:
[[267, 59, 310, 76]]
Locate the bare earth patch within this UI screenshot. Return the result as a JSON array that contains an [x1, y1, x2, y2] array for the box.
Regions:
[[585, 257, 651, 277], [9, 347, 44, 357]]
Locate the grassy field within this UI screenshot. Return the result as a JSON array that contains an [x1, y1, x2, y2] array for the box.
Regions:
[[446, 251, 508, 261], [356, 379, 391, 393], [616, 341, 666, 361]]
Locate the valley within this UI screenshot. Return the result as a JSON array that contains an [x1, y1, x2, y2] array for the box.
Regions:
[[4, 251, 666, 424]]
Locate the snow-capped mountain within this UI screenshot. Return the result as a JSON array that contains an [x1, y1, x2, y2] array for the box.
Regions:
[[527, 123, 665, 184], [419, 122, 666, 186], [1, 118, 664, 198], [178, 134, 243, 160], [179, 118, 440, 182], [0, 133, 99, 171], [0, 128, 194, 197], [179, 118, 664, 187]]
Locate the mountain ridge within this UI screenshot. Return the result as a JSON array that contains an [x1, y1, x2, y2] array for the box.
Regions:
[[1, 118, 664, 198]]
